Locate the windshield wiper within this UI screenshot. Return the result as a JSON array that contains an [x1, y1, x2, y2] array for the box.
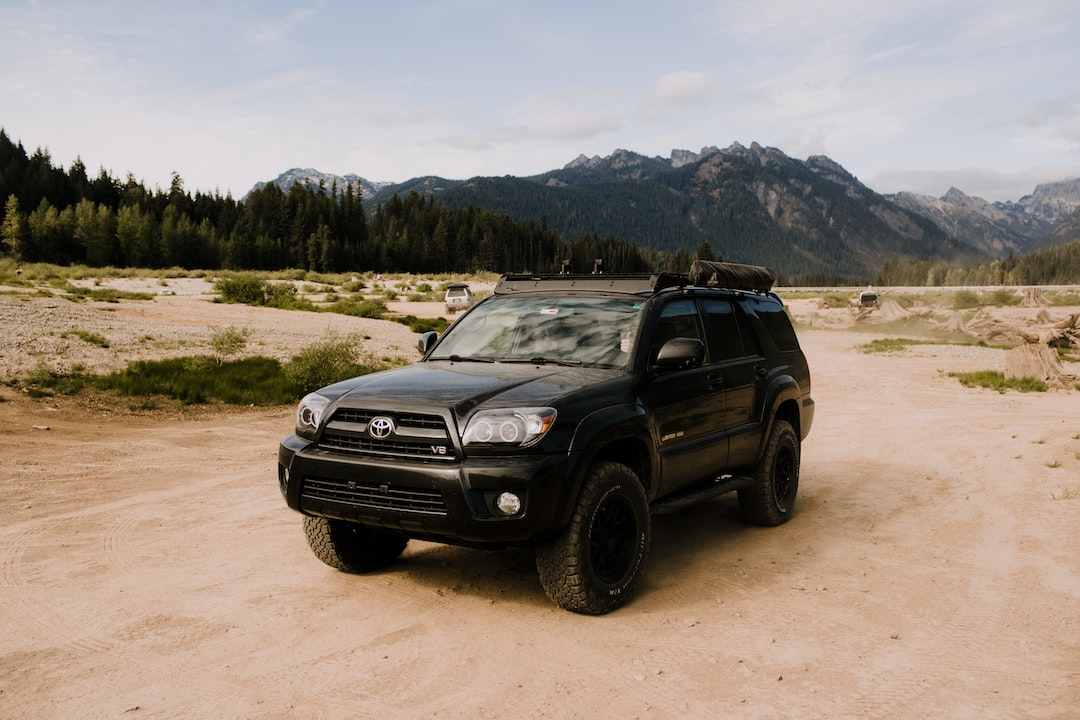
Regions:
[[437, 354, 495, 363], [500, 356, 582, 367]]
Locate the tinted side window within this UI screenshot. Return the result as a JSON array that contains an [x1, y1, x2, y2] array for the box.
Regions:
[[748, 297, 800, 352], [700, 298, 748, 361]]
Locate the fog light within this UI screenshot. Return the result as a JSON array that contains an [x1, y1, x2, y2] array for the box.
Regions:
[[495, 492, 522, 516]]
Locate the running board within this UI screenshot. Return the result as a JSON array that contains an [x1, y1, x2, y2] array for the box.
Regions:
[[650, 475, 753, 516]]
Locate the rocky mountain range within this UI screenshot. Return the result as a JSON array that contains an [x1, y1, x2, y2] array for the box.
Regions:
[[248, 168, 393, 201], [888, 179, 1080, 256], [252, 145, 1080, 278]]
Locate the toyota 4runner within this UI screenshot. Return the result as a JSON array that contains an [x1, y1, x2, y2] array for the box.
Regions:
[[277, 260, 814, 614]]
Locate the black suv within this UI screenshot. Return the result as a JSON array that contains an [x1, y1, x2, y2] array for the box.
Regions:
[[277, 260, 814, 614]]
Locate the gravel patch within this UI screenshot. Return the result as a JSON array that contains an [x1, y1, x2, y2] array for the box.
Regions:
[[0, 290, 423, 380]]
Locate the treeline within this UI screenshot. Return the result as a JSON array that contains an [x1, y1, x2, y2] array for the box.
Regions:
[[366, 192, 653, 274], [873, 239, 1080, 286], [0, 129, 655, 274]]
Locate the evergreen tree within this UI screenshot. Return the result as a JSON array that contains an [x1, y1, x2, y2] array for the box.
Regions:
[[116, 203, 158, 267], [2, 195, 28, 258], [73, 199, 118, 266], [694, 239, 715, 262], [27, 199, 75, 263]]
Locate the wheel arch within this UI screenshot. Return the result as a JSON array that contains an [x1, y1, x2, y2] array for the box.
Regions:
[[755, 376, 805, 459]]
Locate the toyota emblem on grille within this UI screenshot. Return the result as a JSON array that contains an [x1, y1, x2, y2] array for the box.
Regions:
[[368, 416, 395, 439]]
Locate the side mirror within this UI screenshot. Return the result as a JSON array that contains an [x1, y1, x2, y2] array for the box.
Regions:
[[417, 331, 438, 355], [655, 337, 704, 370]]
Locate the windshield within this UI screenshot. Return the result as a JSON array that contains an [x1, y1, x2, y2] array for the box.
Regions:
[[429, 295, 643, 367]]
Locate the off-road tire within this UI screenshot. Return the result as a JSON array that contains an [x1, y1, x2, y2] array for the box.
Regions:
[[303, 516, 408, 573], [738, 418, 800, 526], [535, 461, 650, 615]]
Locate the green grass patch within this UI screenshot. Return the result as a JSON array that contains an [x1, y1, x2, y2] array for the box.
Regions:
[[96, 356, 300, 405], [947, 370, 1047, 393], [21, 362, 93, 396], [17, 338, 397, 405], [859, 336, 1003, 353], [1057, 346, 1080, 363], [391, 315, 449, 334], [64, 329, 110, 348], [859, 338, 939, 353], [1047, 290, 1080, 307], [62, 285, 156, 302], [323, 297, 388, 319]]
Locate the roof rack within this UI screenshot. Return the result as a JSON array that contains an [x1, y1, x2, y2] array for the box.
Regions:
[[494, 261, 775, 295], [494, 274, 677, 295]]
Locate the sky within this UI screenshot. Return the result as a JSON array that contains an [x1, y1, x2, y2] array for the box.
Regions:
[[2, 0, 1079, 203]]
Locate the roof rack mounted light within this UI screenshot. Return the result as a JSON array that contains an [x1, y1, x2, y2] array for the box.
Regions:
[[495, 274, 669, 295]]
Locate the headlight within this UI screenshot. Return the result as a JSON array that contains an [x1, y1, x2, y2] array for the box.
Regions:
[[462, 407, 556, 448], [295, 392, 331, 439]]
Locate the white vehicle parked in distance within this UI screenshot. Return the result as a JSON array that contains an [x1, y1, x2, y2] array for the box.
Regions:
[[444, 283, 474, 314]]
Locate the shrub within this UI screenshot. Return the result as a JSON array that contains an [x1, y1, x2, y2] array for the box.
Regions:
[[215, 274, 267, 304], [951, 290, 980, 309], [324, 298, 388, 319], [210, 326, 250, 364], [264, 282, 314, 310], [214, 274, 314, 311], [284, 333, 381, 392], [821, 292, 851, 308], [392, 315, 449, 334], [988, 288, 1020, 306]]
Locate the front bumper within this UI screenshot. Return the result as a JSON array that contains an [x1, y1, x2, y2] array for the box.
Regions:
[[278, 434, 575, 545]]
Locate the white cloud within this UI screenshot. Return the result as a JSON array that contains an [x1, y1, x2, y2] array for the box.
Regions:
[[243, 3, 323, 45], [647, 72, 715, 107]]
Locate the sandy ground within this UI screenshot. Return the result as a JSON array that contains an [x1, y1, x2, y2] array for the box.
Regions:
[[1, 284, 1079, 719]]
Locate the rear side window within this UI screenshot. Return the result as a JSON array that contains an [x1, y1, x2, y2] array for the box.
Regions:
[[747, 297, 800, 352], [700, 298, 751, 361]]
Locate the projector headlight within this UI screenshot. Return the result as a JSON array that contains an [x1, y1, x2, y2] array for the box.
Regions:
[[462, 407, 556, 448], [295, 392, 331, 439]]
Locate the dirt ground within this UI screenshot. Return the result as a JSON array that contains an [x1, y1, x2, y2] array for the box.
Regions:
[[1, 284, 1079, 719]]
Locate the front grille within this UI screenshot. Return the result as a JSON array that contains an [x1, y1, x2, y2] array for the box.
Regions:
[[301, 476, 447, 514], [316, 409, 457, 461]]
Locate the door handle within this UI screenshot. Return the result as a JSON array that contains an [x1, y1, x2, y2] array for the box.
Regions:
[[753, 364, 767, 378], [707, 374, 724, 391]]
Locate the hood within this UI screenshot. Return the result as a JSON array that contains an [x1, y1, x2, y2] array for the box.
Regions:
[[323, 360, 619, 418]]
